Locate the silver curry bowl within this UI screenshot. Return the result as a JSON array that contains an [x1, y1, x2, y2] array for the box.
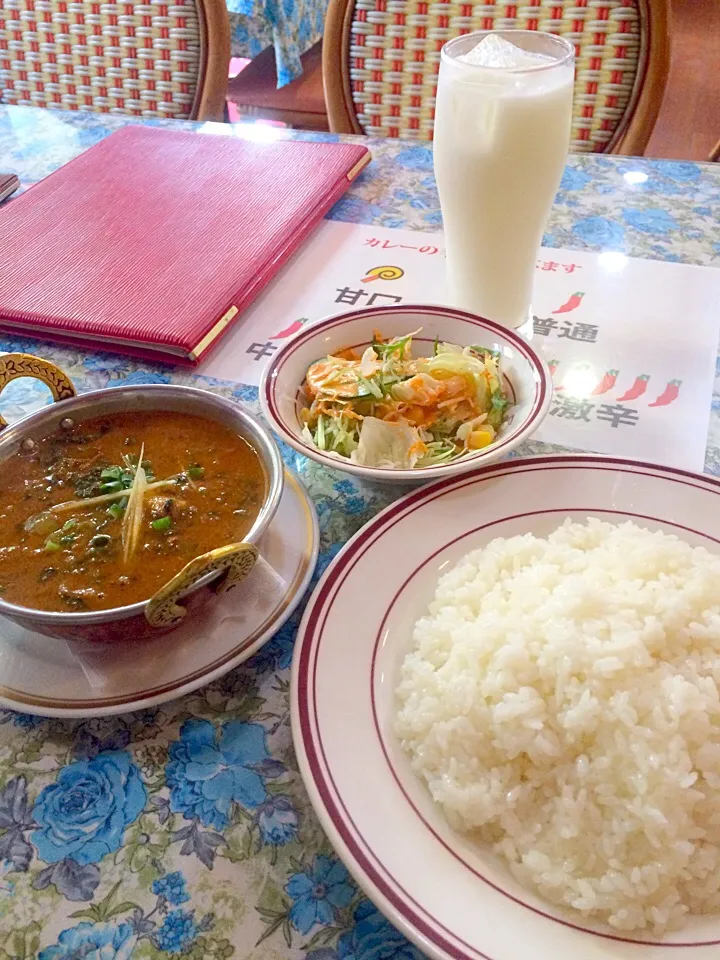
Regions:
[[0, 354, 284, 643]]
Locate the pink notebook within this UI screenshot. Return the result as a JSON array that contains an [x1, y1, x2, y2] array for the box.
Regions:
[[0, 126, 370, 364]]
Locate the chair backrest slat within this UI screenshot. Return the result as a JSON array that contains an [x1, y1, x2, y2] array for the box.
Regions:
[[323, 0, 670, 154], [0, 0, 230, 120]]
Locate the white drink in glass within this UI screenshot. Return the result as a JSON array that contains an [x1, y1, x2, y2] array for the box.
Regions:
[[434, 30, 575, 328]]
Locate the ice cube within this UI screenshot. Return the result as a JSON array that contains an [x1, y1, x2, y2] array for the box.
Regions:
[[458, 34, 553, 69]]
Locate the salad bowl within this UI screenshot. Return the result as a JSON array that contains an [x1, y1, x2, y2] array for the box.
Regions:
[[260, 304, 551, 482]]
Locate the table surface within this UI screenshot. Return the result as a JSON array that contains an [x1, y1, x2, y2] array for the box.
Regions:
[[227, 0, 326, 87], [0, 105, 719, 960]]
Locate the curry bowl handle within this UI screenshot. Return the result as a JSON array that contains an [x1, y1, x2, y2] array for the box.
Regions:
[[0, 353, 77, 430], [145, 542, 259, 628]]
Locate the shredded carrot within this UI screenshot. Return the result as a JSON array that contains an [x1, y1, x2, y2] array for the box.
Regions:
[[342, 404, 364, 421], [409, 439, 428, 458], [403, 405, 431, 427], [372, 403, 393, 419], [332, 347, 360, 362]]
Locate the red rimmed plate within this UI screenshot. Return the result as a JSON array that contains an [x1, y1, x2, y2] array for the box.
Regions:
[[291, 455, 720, 960]]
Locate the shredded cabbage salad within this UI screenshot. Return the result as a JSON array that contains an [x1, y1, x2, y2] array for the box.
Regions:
[[300, 329, 511, 469]]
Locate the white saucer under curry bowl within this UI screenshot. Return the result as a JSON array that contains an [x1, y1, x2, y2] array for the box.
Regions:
[[291, 455, 720, 960], [259, 304, 551, 482], [0, 468, 318, 719]]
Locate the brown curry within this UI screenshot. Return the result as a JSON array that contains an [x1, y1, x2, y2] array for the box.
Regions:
[[0, 411, 266, 612]]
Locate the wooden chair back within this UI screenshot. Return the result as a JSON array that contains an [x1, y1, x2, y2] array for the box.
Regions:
[[0, 0, 230, 120], [323, 0, 669, 154]]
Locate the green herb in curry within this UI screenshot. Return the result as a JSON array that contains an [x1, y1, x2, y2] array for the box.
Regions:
[[0, 411, 265, 612]]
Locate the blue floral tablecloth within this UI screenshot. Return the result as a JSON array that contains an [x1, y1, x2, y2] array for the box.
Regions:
[[227, 0, 327, 87], [0, 105, 719, 959]]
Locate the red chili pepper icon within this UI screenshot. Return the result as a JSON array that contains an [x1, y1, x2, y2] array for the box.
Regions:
[[649, 379, 682, 408], [272, 319, 305, 339], [617, 374, 650, 402], [591, 369, 619, 396], [548, 359, 560, 377], [552, 291, 585, 314]]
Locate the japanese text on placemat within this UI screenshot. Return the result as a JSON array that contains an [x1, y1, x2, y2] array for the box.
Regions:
[[534, 318, 598, 342]]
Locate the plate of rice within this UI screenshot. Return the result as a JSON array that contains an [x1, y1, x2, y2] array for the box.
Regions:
[[291, 455, 720, 960]]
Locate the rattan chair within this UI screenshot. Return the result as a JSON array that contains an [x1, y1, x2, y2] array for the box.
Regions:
[[0, 0, 230, 121], [323, 0, 670, 154]]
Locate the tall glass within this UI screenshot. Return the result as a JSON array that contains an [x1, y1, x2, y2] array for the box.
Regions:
[[434, 30, 575, 328]]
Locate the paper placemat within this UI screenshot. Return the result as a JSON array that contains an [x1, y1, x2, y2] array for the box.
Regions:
[[198, 221, 720, 472]]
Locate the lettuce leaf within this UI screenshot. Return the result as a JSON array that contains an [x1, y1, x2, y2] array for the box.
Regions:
[[350, 417, 420, 469]]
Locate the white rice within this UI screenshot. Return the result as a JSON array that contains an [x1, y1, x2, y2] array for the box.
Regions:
[[395, 519, 720, 935]]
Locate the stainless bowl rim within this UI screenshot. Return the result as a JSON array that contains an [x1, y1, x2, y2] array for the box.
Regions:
[[0, 384, 284, 625]]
